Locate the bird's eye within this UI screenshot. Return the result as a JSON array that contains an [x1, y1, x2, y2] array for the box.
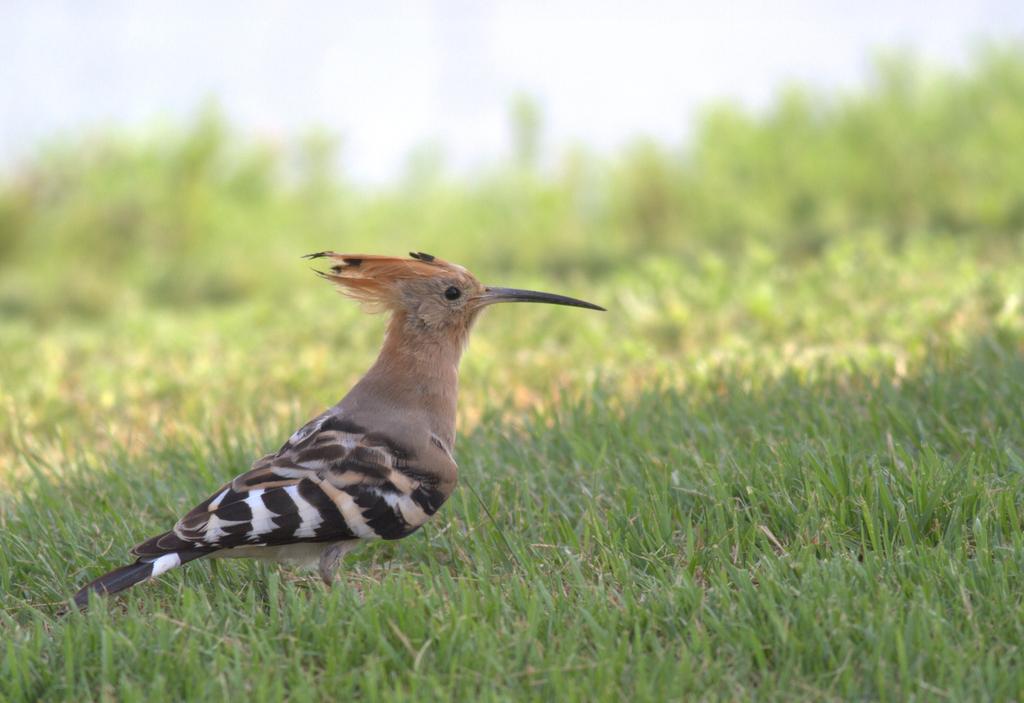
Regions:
[[444, 286, 462, 301]]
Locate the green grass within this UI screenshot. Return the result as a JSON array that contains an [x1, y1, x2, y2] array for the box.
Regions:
[[3, 47, 1024, 701], [3, 231, 1024, 700]]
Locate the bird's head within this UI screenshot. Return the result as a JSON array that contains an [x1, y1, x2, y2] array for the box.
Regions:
[[305, 251, 604, 338]]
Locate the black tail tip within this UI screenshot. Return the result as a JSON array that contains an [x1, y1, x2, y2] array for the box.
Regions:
[[68, 581, 114, 612], [71, 588, 93, 611], [69, 560, 156, 611]]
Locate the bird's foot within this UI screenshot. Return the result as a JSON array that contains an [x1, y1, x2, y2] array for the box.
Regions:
[[318, 542, 354, 586]]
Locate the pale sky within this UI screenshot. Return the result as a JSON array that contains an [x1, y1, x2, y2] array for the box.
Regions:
[[2, 1, 1022, 182]]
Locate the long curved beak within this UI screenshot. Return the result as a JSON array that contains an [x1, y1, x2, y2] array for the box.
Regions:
[[480, 286, 605, 311]]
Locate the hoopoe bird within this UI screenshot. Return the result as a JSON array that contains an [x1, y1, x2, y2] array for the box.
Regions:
[[73, 251, 603, 607]]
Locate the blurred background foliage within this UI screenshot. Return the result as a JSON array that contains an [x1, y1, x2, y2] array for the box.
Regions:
[[1, 45, 1023, 473], [1, 46, 1022, 321]]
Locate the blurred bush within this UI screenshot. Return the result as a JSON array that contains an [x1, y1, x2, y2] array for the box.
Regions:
[[1, 45, 1022, 321]]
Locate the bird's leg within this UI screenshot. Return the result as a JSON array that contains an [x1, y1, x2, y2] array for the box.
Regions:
[[318, 542, 354, 586]]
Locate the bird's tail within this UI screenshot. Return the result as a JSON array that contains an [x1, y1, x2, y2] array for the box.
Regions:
[[72, 545, 211, 609]]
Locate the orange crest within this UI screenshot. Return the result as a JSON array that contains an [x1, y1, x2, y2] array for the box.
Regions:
[[305, 251, 466, 310]]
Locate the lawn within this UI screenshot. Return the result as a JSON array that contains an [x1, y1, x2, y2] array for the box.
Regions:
[[2, 49, 1024, 701]]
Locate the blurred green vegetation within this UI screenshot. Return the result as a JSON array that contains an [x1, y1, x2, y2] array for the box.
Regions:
[[2, 46, 1023, 320]]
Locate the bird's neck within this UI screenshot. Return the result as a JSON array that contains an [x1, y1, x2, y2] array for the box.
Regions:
[[342, 312, 467, 448]]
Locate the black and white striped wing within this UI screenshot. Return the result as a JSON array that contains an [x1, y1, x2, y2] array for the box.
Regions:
[[133, 414, 447, 558]]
